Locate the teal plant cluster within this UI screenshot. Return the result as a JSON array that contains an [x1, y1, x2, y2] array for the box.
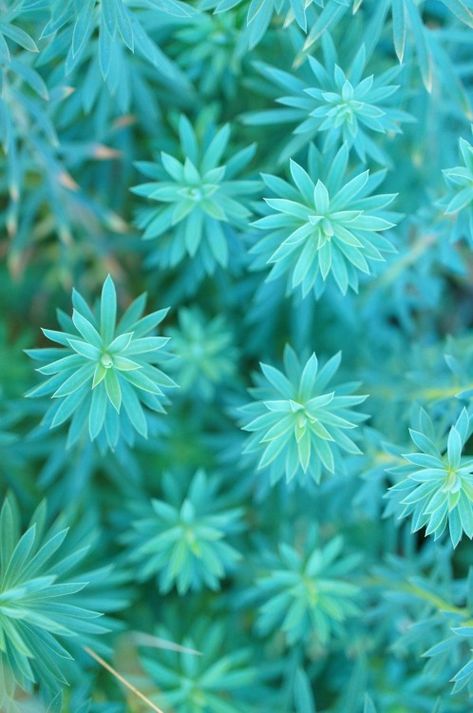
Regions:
[[1, 1, 473, 712]]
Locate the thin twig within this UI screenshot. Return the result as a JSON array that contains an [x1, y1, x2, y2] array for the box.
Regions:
[[83, 645, 165, 713]]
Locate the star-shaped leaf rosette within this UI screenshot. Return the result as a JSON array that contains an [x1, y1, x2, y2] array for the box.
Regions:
[[240, 345, 368, 486], [133, 114, 260, 276], [250, 527, 361, 647], [26, 276, 177, 451], [386, 408, 473, 548], [251, 144, 400, 298], [244, 34, 412, 165]]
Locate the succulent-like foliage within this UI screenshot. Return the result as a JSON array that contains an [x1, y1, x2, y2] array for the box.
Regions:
[[252, 145, 399, 296], [26, 276, 176, 450], [133, 115, 260, 274], [0, 496, 107, 707], [386, 408, 473, 548], [166, 308, 237, 401], [4, 0, 473, 710], [241, 345, 367, 485], [252, 528, 360, 646], [304, 44, 409, 163], [141, 619, 256, 713], [125, 470, 243, 593], [245, 35, 411, 164]]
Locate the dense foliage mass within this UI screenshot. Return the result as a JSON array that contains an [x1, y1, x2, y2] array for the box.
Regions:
[[1, 0, 473, 711]]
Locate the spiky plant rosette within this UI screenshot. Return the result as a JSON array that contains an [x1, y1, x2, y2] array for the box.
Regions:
[[250, 526, 361, 647], [251, 144, 400, 297], [133, 113, 260, 274], [166, 307, 238, 401], [169, 8, 247, 99], [0, 496, 109, 709], [244, 34, 411, 164], [240, 345, 368, 486], [386, 408, 473, 548], [124, 469, 243, 593], [26, 275, 176, 451], [304, 41, 411, 163], [140, 618, 256, 713]]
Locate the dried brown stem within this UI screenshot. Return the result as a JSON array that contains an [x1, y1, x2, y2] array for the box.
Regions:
[[83, 645, 165, 713]]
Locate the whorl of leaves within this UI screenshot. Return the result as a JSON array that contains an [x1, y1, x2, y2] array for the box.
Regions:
[[241, 345, 367, 485], [26, 275, 176, 450], [0, 496, 107, 708]]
